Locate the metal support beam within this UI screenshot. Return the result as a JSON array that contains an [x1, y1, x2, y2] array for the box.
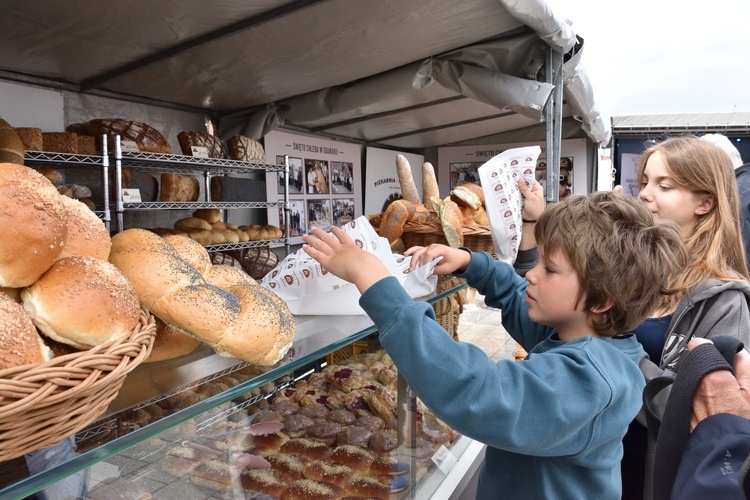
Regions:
[[544, 45, 564, 203]]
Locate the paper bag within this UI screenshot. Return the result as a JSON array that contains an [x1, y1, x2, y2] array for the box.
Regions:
[[260, 216, 439, 315], [477, 146, 541, 264]]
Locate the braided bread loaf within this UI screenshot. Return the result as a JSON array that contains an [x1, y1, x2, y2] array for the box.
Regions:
[[109, 229, 295, 365]]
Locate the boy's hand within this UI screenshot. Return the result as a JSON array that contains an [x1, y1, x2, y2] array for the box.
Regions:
[[404, 243, 471, 274], [519, 179, 545, 221], [302, 226, 391, 294]]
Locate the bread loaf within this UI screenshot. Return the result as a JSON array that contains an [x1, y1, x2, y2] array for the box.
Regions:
[[0, 118, 25, 165], [227, 135, 266, 162], [76, 135, 97, 155], [204, 265, 257, 289], [192, 208, 222, 223], [163, 234, 212, 275], [109, 229, 295, 365], [174, 216, 212, 231], [228, 247, 281, 280], [78, 119, 172, 154], [121, 168, 158, 202], [39, 167, 63, 184], [450, 182, 484, 211], [0, 163, 67, 287], [438, 198, 464, 248], [160, 173, 200, 202], [422, 161, 440, 202], [0, 292, 51, 370], [14, 127, 42, 152], [395, 154, 420, 204], [177, 131, 227, 159], [42, 132, 78, 154], [21, 256, 142, 349], [379, 199, 416, 243], [145, 317, 201, 363], [58, 196, 111, 261]]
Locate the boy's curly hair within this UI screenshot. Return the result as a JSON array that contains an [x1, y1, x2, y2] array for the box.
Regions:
[[535, 192, 688, 337]]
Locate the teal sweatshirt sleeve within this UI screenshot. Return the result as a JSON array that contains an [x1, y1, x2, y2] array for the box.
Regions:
[[455, 249, 551, 351], [360, 275, 627, 457]]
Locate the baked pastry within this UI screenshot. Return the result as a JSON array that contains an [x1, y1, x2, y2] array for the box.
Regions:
[[303, 459, 354, 487], [162, 234, 212, 275], [305, 421, 341, 446], [395, 154, 420, 204], [269, 400, 300, 417], [0, 292, 51, 370], [0, 119, 24, 165], [253, 432, 288, 451], [228, 247, 281, 280], [177, 131, 227, 159], [281, 438, 333, 461], [368, 430, 398, 453], [76, 119, 172, 154], [22, 256, 142, 349], [282, 479, 344, 500], [329, 445, 375, 472], [190, 458, 236, 491], [282, 414, 315, 438], [336, 425, 372, 447], [422, 161, 440, 202], [227, 135, 266, 162], [298, 403, 329, 419], [369, 454, 409, 476], [161, 442, 221, 476], [160, 173, 200, 202], [144, 317, 201, 363], [0, 163, 67, 287], [240, 468, 287, 497], [343, 474, 392, 499]]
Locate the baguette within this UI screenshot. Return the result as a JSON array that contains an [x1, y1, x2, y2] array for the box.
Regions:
[[395, 154, 420, 204], [422, 162, 440, 202], [438, 198, 464, 248]]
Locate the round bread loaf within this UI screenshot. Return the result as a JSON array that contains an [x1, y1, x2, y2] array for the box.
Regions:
[[174, 217, 212, 231], [144, 316, 201, 363], [0, 163, 67, 287], [58, 195, 111, 261], [192, 208, 222, 223], [163, 233, 212, 275], [0, 118, 25, 165], [21, 256, 141, 348], [380, 199, 416, 243], [0, 292, 51, 370]]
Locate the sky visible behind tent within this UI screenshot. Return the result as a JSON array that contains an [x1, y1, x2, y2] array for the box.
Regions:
[[547, 0, 750, 119]]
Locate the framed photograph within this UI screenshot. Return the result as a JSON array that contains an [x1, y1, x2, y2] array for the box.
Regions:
[[305, 158, 330, 194], [276, 155, 304, 195], [307, 199, 332, 231], [279, 199, 307, 237], [330, 161, 354, 194], [333, 198, 355, 226], [449, 161, 482, 189]]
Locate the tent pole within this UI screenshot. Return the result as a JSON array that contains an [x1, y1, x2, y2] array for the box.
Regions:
[[545, 45, 564, 203]]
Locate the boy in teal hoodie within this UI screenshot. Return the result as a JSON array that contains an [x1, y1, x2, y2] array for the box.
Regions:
[[302, 192, 687, 499]]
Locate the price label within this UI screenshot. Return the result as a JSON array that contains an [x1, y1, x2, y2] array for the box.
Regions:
[[431, 444, 457, 474], [121, 189, 142, 202], [191, 146, 210, 158], [120, 140, 140, 152]]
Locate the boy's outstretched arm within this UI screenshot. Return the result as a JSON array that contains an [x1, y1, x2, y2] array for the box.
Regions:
[[302, 226, 391, 294], [404, 243, 471, 274]]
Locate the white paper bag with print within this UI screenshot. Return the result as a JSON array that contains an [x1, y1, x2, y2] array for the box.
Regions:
[[477, 146, 541, 264], [260, 216, 438, 315]]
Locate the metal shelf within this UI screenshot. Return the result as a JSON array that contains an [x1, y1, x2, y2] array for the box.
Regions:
[[24, 150, 106, 166], [117, 150, 285, 174], [204, 239, 287, 252], [122, 200, 286, 210]]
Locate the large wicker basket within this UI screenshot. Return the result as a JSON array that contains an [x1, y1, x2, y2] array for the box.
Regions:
[[399, 221, 496, 339], [0, 309, 156, 462]]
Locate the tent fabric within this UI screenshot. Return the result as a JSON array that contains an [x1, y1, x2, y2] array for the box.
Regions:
[[0, 0, 610, 149], [613, 113, 750, 136]]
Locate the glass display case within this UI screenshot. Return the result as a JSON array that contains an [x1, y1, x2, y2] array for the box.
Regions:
[[0, 282, 486, 499]]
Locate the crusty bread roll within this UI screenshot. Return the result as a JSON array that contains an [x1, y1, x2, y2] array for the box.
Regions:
[[395, 154, 420, 204], [220, 228, 240, 243], [438, 198, 464, 248], [422, 162, 440, 202], [144, 316, 201, 363], [162, 234, 212, 275], [0, 163, 67, 287], [160, 173, 200, 202], [174, 217, 212, 231], [58, 196, 111, 261], [379, 199, 416, 243], [451, 182, 484, 210], [0, 118, 25, 165], [109, 229, 295, 365], [193, 208, 222, 224], [0, 292, 51, 370], [39, 167, 62, 184], [21, 256, 141, 348]]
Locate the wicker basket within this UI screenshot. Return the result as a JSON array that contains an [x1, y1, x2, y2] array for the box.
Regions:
[[0, 309, 156, 462], [399, 221, 496, 339]]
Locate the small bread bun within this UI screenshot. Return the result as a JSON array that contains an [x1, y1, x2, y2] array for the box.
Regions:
[[343, 474, 393, 498], [231, 228, 249, 242], [183, 228, 213, 246], [211, 221, 227, 231], [39, 167, 63, 184], [58, 195, 111, 261], [21, 256, 141, 348], [163, 234, 212, 275], [303, 459, 354, 487], [0, 163, 67, 287], [192, 208, 222, 224], [260, 451, 306, 480], [220, 228, 240, 243], [174, 217, 212, 231], [240, 468, 287, 498], [210, 229, 226, 245], [0, 292, 51, 370], [281, 438, 333, 461], [144, 317, 201, 363], [329, 445, 375, 472], [282, 479, 344, 500]]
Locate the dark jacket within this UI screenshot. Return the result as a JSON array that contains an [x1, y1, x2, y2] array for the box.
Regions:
[[736, 163, 750, 269]]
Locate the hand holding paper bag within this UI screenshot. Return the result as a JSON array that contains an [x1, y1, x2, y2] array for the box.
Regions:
[[261, 216, 438, 315]]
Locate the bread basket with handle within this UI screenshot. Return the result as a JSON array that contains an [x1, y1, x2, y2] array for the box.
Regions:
[[0, 308, 156, 462]]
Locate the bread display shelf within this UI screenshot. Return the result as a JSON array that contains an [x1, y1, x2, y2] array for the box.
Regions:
[[123, 200, 285, 210], [0, 282, 467, 499], [203, 238, 287, 252], [117, 150, 285, 175]]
